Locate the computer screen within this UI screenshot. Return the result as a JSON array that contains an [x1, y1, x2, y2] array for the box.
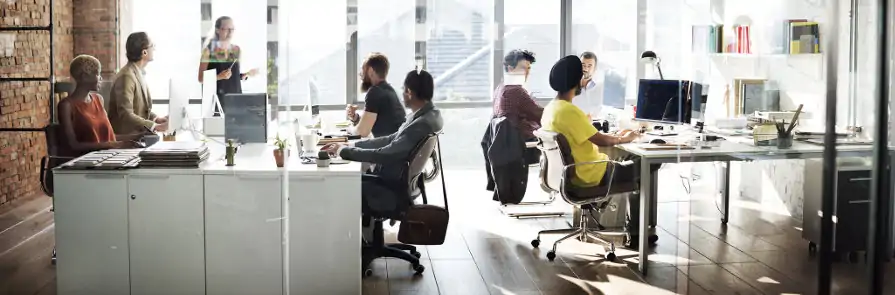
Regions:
[[221, 93, 268, 144], [635, 79, 702, 124]]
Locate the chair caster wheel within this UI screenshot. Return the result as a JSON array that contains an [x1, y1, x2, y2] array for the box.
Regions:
[[531, 239, 540, 248], [411, 251, 422, 258], [51, 257, 56, 265], [363, 268, 373, 277], [606, 252, 617, 262], [546, 251, 556, 261], [413, 264, 425, 275]]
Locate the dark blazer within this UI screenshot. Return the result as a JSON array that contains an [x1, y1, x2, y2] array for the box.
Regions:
[[340, 102, 444, 182], [481, 116, 529, 204]]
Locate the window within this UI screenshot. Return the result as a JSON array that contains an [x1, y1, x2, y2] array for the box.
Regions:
[[571, 0, 637, 111], [503, 0, 560, 99], [356, 0, 416, 102], [278, 0, 348, 106], [425, 0, 495, 101]]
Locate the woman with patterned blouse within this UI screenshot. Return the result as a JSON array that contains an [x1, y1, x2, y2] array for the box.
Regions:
[[198, 16, 258, 112]]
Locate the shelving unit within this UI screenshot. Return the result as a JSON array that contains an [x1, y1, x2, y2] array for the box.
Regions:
[[0, 0, 57, 133]]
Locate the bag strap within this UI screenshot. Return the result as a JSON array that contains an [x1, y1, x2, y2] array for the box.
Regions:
[[417, 173, 428, 205], [436, 135, 448, 211]]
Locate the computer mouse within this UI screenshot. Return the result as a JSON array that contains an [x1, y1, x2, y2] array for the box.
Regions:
[[650, 139, 666, 144]]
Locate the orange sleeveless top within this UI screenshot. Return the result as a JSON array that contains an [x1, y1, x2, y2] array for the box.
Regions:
[[59, 93, 116, 157]]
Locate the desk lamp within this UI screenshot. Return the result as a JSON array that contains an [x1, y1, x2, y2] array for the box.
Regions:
[[640, 51, 664, 80]]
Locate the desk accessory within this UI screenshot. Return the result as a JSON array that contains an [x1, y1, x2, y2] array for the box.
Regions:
[[163, 131, 176, 142], [225, 139, 236, 166], [316, 150, 331, 168], [273, 134, 288, 168], [774, 104, 802, 149]]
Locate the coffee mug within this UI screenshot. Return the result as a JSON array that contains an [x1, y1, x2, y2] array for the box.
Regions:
[[300, 133, 319, 152]]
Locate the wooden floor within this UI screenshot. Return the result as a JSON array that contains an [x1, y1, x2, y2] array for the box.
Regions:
[[1, 167, 894, 295]]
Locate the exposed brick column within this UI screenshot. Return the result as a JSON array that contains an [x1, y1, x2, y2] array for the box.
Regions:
[[0, 0, 74, 205], [72, 0, 119, 78]]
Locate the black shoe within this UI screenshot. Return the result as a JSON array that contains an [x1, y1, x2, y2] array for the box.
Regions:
[[624, 234, 658, 250]]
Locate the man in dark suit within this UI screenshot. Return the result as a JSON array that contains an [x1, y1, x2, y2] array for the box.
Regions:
[[323, 69, 444, 215]]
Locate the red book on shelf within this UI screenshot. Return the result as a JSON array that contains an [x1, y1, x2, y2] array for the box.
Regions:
[[736, 25, 752, 54]]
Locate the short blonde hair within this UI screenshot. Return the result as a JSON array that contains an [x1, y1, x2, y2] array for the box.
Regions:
[[69, 55, 101, 82]]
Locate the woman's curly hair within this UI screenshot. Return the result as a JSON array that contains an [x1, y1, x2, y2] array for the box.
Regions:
[[69, 55, 101, 82]]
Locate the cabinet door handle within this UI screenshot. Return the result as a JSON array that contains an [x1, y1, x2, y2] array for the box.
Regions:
[[848, 200, 870, 204], [289, 176, 326, 181], [85, 174, 125, 179], [130, 174, 171, 179], [235, 174, 279, 180], [849, 177, 872, 182], [130, 194, 136, 200]]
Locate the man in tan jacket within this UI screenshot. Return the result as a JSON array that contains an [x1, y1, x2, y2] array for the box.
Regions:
[[108, 32, 168, 134]]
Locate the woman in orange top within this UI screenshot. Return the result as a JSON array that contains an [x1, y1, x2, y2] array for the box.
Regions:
[[58, 55, 142, 158]]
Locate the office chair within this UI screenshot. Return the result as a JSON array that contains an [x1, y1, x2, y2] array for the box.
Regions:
[[530, 129, 638, 262], [362, 133, 443, 276], [40, 124, 76, 265]]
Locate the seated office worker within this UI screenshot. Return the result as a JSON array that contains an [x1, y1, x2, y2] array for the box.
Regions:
[[541, 55, 657, 249], [324, 69, 443, 216], [345, 53, 407, 138], [197, 16, 259, 110], [573, 51, 602, 118], [108, 32, 168, 134], [493, 49, 543, 141], [57, 55, 142, 158]]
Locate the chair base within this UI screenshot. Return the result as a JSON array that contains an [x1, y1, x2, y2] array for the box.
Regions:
[[531, 207, 622, 262], [361, 219, 425, 277], [499, 192, 566, 218]]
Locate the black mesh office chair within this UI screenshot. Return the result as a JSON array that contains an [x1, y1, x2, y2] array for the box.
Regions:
[[362, 133, 443, 276], [530, 129, 638, 262]]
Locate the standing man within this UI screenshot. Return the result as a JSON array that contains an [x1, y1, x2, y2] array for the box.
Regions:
[[345, 52, 406, 138], [108, 32, 168, 134], [574, 51, 602, 119], [492, 49, 542, 141]]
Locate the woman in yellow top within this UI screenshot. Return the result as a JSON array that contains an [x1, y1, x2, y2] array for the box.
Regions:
[[540, 55, 657, 249]]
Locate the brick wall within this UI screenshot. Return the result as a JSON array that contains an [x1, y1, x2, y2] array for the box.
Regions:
[[0, 0, 75, 205], [73, 0, 117, 77]]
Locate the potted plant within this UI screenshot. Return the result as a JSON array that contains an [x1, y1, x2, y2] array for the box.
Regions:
[[273, 134, 289, 167]]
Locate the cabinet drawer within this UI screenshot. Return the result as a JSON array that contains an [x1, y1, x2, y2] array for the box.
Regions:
[[837, 170, 871, 203]]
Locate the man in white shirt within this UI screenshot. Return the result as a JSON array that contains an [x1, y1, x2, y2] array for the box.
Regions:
[[573, 51, 602, 119]]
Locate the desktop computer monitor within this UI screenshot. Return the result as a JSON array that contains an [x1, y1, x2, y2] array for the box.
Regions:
[[201, 69, 217, 118], [168, 78, 201, 132], [635, 79, 703, 124]]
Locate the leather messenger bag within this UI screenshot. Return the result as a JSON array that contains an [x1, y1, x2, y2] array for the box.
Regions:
[[398, 148, 450, 245]]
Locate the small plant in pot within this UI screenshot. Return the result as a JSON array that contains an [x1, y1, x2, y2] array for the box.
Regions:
[[273, 134, 289, 168]]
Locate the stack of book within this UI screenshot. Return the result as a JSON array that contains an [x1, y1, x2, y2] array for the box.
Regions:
[[61, 150, 142, 170], [784, 20, 821, 54], [138, 141, 211, 168]]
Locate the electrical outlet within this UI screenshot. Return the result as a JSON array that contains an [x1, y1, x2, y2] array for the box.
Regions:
[[0, 33, 15, 57]]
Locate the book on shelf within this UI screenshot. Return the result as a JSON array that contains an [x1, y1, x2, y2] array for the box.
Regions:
[[691, 24, 751, 54], [788, 21, 821, 54], [782, 19, 808, 53]]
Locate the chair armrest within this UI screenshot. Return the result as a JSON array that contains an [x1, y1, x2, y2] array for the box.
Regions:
[[562, 159, 632, 170]]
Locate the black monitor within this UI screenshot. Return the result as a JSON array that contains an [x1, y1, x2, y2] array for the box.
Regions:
[[635, 79, 703, 124], [221, 93, 269, 144]]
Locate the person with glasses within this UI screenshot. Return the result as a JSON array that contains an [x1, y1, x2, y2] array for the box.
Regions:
[[345, 52, 406, 138], [108, 32, 168, 134], [58, 55, 143, 158], [492, 49, 542, 141], [198, 16, 259, 113]]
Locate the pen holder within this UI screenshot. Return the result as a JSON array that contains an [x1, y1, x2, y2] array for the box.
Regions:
[[163, 134, 176, 142], [776, 135, 793, 149]]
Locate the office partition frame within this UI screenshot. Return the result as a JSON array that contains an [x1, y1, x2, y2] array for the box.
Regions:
[[868, 0, 893, 293]]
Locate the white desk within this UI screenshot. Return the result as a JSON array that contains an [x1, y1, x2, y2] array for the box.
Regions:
[[53, 140, 362, 295], [617, 137, 878, 275]]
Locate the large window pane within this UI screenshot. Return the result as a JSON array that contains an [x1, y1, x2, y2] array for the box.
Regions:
[[209, 0, 268, 94], [127, 0, 201, 100], [357, 0, 416, 101], [503, 0, 559, 98], [571, 0, 636, 114], [426, 0, 495, 101], [279, 0, 348, 106]]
